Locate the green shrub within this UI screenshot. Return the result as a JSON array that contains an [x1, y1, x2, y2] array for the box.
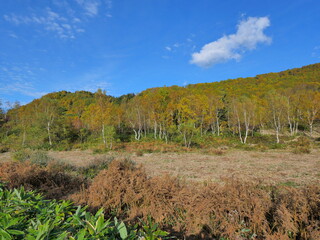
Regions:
[[13, 149, 53, 166], [270, 143, 287, 150], [29, 150, 53, 166], [13, 149, 32, 162], [77, 155, 115, 179]]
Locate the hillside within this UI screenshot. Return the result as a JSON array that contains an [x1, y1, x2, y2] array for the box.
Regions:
[[185, 63, 320, 97], [1, 63, 320, 150]]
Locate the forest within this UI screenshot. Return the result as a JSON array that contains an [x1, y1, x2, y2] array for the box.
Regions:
[[0, 63, 320, 151]]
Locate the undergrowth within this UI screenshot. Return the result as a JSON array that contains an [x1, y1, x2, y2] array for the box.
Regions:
[[291, 136, 312, 154], [0, 183, 168, 239], [0, 159, 319, 239]]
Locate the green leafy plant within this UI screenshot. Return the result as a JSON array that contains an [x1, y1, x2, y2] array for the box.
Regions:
[[0, 184, 169, 239]]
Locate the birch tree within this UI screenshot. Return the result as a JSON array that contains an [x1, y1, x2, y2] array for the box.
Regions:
[[266, 91, 287, 143]]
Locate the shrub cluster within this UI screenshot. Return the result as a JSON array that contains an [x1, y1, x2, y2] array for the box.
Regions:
[[292, 136, 312, 154], [13, 149, 53, 166]]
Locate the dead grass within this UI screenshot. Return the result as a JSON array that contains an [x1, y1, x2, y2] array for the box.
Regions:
[[0, 161, 85, 199], [2, 149, 319, 185], [0, 152, 12, 163], [71, 160, 320, 239], [112, 141, 190, 153], [132, 149, 320, 186]]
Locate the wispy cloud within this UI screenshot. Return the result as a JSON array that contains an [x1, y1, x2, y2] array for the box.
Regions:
[[165, 42, 182, 52], [75, 0, 100, 17], [0, 64, 47, 98], [3, 8, 83, 39], [3, 0, 113, 39], [0, 82, 47, 98], [164, 35, 197, 57], [58, 70, 113, 94], [75, 0, 113, 17], [191, 16, 271, 68], [8, 33, 18, 38], [312, 46, 320, 58]]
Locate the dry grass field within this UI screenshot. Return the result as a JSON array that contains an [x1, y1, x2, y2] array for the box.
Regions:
[[1, 148, 318, 186], [132, 150, 320, 186]]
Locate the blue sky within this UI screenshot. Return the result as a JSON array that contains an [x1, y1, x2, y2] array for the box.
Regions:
[[0, 0, 320, 105]]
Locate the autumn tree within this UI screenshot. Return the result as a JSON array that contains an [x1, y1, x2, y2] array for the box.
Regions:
[[16, 105, 34, 146], [300, 90, 320, 137], [176, 96, 201, 147], [229, 96, 256, 144], [83, 90, 115, 148], [282, 89, 302, 136], [0, 100, 4, 129], [266, 91, 287, 143], [207, 93, 224, 136], [35, 98, 61, 147]]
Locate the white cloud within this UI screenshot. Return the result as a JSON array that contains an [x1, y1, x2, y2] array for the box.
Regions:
[[165, 46, 172, 51], [190, 16, 271, 67]]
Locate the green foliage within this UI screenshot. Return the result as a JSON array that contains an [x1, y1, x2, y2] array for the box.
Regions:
[[13, 149, 32, 162], [139, 216, 169, 240], [0, 185, 169, 239], [77, 156, 114, 179], [269, 143, 287, 150], [13, 149, 53, 167]]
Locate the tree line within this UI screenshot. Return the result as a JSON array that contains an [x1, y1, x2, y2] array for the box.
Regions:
[[1, 63, 320, 149]]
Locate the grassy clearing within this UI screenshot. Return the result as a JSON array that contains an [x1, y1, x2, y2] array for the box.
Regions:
[[1, 146, 319, 185]]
